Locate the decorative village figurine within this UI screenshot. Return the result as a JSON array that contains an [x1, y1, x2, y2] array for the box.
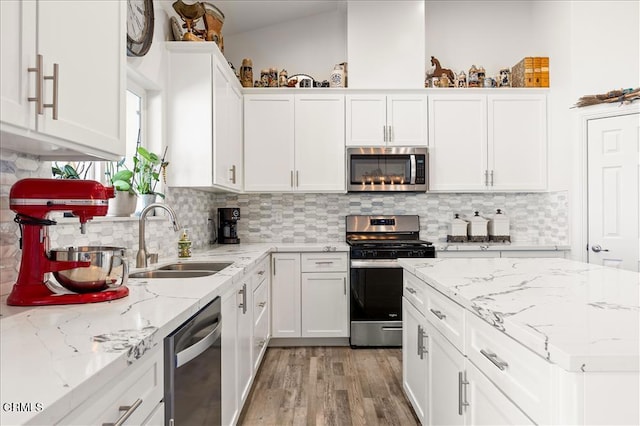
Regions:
[[279, 69, 288, 87], [457, 70, 467, 87], [260, 69, 269, 87], [269, 68, 278, 87], [499, 68, 511, 87], [239, 58, 253, 88], [468, 65, 480, 87], [477, 65, 486, 86]]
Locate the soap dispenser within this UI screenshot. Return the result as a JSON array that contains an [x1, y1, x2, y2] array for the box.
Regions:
[[178, 229, 192, 258]]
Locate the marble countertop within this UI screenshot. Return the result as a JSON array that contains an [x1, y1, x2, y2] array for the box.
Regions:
[[399, 257, 640, 373], [0, 242, 348, 426], [434, 242, 570, 251]]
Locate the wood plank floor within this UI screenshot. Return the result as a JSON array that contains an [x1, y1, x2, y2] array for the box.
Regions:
[[238, 347, 420, 426]]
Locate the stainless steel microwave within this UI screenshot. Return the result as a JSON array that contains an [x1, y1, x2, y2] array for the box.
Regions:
[[347, 147, 428, 192]]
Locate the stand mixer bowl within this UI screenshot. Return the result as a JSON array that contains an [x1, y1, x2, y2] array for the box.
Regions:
[[49, 246, 128, 294]]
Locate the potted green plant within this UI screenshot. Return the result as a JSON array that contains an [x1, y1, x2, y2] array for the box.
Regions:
[[105, 159, 137, 217], [133, 146, 169, 199]]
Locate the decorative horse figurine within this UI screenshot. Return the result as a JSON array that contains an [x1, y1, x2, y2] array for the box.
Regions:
[[431, 56, 455, 83]]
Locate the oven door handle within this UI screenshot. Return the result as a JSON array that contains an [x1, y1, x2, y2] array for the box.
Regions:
[[350, 260, 401, 269], [175, 321, 221, 368]]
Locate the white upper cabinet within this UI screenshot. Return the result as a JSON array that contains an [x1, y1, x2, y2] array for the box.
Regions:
[[166, 43, 243, 191], [488, 94, 547, 191], [428, 94, 487, 191], [428, 92, 547, 192], [346, 94, 427, 147], [294, 94, 345, 192], [213, 59, 243, 191], [244, 93, 345, 193], [0, 0, 125, 160], [244, 95, 295, 192]]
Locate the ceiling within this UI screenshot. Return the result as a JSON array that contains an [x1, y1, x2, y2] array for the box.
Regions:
[[162, 1, 346, 37]]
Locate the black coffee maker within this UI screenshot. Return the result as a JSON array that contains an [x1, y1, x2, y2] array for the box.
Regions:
[[218, 207, 240, 244]]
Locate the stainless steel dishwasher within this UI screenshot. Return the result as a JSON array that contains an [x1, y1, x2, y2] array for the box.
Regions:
[[165, 297, 221, 425]]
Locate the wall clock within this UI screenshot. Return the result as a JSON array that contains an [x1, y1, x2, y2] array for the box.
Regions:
[[127, 0, 155, 57]]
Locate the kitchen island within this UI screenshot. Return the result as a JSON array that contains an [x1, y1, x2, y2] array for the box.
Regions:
[[399, 257, 639, 424], [0, 242, 347, 426]]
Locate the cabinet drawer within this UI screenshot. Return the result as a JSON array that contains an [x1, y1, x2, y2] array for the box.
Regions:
[[301, 253, 347, 272], [403, 271, 426, 315], [253, 301, 269, 372], [424, 284, 465, 352], [251, 256, 270, 291], [253, 278, 268, 328], [61, 346, 163, 425], [465, 312, 552, 424]]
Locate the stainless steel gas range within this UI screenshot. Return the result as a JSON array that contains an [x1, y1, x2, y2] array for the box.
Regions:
[[346, 215, 436, 347]]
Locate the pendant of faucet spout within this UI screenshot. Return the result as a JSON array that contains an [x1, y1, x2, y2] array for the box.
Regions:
[[137, 203, 182, 268]]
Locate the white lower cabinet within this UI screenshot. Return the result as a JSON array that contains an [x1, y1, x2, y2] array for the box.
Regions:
[[402, 295, 428, 424], [60, 345, 164, 425], [425, 320, 466, 425], [272, 252, 349, 338], [221, 258, 270, 426], [403, 271, 533, 425]]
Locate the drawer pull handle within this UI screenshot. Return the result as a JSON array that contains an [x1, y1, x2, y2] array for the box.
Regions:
[[315, 261, 334, 265], [102, 398, 143, 426], [480, 349, 509, 371], [430, 309, 446, 320], [257, 301, 266, 308], [406, 287, 416, 294], [258, 270, 265, 275]]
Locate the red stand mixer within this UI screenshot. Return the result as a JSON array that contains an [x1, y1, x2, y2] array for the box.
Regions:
[[7, 178, 129, 306]]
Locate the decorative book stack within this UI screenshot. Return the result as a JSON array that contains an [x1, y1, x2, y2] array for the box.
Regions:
[[511, 57, 549, 87]]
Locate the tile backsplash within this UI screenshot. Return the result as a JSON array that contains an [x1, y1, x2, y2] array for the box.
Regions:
[[0, 151, 568, 297], [211, 191, 569, 245]]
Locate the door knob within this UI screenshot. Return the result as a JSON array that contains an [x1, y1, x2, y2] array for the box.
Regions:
[[591, 245, 609, 253]]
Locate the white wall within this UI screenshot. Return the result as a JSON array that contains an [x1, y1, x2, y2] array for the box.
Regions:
[[425, 1, 539, 78], [222, 9, 347, 84]]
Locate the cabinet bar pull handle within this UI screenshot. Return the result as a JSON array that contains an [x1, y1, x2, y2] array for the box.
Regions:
[[102, 398, 143, 426], [43, 62, 59, 120], [315, 261, 334, 265], [480, 349, 509, 370], [417, 325, 423, 358], [388, 125, 392, 142], [458, 371, 469, 415], [258, 301, 266, 308], [490, 170, 494, 186], [430, 308, 446, 320], [28, 54, 44, 114], [343, 277, 346, 295], [383, 125, 387, 142], [290, 170, 294, 187], [296, 170, 299, 187], [242, 283, 247, 314], [484, 170, 489, 186], [273, 258, 276, 276], [230, 165, 236, 184]]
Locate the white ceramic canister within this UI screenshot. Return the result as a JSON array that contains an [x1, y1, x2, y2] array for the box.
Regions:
[[467, 211, 489, 242], [447, 213, 468, 242], [488, 209, 511, 242]]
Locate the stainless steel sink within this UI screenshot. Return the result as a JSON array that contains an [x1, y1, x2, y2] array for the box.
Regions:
[[128, 270, 217, 279], [158, 261, 233, 271]]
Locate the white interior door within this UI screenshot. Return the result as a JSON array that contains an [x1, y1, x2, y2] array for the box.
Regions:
[[587, 113, 640, 271]]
